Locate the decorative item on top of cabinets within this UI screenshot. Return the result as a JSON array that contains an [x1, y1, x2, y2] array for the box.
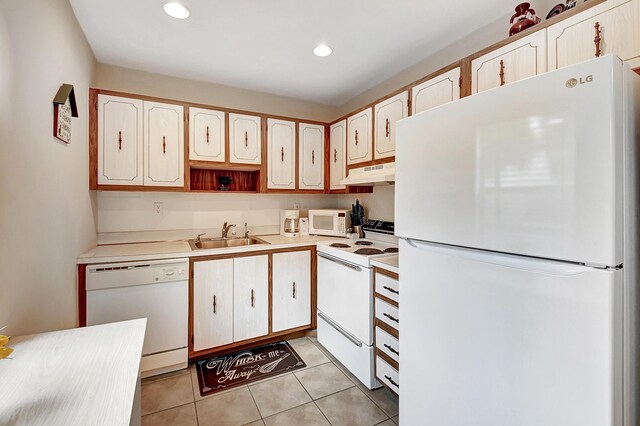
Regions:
[[267, 118, 296, 190], [329, 120, 347, 191], [546, 0, 578, 20], [509, 2, 541, 36], [298, 123, 325, 191], [228, 113, 261, 165], [374, 91, 408, 160], [52, 84, 78, 144], [143, 101, 185, 187], [547, 0, 640, 71], [412, 68, 461, 115], [189, 107, 225, 163], [471, 30, 547, 94], [218, 176, 232, 191], [347, 108, 372, 165]]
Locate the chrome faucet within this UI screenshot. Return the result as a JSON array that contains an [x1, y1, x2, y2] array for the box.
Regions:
[[222, 222, 236, 239]]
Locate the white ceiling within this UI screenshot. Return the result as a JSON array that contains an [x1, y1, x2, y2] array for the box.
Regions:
[[70, 0, 513, 106]]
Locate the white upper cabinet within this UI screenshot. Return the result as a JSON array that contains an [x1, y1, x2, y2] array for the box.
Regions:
[[548, 0, 640, 70], [143, 101, 184, 187], [193, 259, 234, 351], [374, 91, 408, 160], [272, 251, 312, 332], [233, 255, 269, 342], [472, 30, 547, 94], [412, 67, 461, 115], [97, 95, 143, 186], [189, 107, 225, 163], [267, 118, 296, 190], [298, 123, 325, 191], [347, 108, 373, 165], [329, 120, 347, 191], [229, 113, 262, 165]]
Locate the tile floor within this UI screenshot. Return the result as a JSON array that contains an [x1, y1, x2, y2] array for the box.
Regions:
[[141, 336, 399, 426]]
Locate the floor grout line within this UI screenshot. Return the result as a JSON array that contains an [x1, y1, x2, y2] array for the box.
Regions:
[[190, 373, 200, 426], [246, 383, 265, 420], [141, 401, 196, 419]]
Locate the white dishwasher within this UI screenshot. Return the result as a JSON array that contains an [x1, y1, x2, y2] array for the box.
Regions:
[[86, 258, 189, 378]]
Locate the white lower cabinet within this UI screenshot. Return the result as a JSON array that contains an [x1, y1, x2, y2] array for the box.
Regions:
[[272, 250, 312, 332], [233, 255, 269, 341], [193, 259, 234, 351]]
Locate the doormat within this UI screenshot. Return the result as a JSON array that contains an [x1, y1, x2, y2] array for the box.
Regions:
[[194, 341, 306, 396]]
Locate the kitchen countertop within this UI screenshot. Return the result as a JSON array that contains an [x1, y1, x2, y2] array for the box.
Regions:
[[371, 254, 399, 274], [0, 319, 146, 426], [77, 234, 341, 265]]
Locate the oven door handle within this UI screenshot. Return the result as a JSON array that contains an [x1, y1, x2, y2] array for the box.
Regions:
[[317, 311, 363, 347], [318, 253, 362, 272]]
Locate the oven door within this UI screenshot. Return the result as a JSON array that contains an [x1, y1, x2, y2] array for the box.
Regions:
[[317, 252, 373, 345]]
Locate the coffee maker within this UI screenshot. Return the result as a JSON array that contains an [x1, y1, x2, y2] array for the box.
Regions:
[[280, 209, 300, 238]]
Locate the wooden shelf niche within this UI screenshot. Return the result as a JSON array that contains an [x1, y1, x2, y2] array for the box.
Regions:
[[189, 166, 261, 193]]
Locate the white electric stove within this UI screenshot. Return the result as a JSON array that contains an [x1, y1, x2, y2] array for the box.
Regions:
[[316, 220, 397, 390]]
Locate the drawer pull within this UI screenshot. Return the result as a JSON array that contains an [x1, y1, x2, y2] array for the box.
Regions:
[[384, 375, 399, 388], [499, 60, 505, 86], [383, 312, 399, 323], [594, 22, 602, 58], [118, 131, 123, 150], [212, 294, 217, 314], [382, 285, 399, 295], [384, 344, 399, 356]]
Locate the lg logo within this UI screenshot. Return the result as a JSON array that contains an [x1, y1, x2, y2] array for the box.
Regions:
[[566, 75, 593, 88]]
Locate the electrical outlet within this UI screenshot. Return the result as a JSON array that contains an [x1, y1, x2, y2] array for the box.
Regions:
[[293, 202, 300, 210], [153, 202, 163, 215]]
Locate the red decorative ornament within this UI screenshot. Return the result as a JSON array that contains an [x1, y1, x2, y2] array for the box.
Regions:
[[509, 2, 541, 36]]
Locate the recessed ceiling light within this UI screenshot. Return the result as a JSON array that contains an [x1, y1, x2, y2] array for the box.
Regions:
[[313, 44, 332, 57], [163, 2, 190, 19]]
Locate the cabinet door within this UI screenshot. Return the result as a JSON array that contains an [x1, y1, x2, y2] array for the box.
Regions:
[[298, 123, 325, 190], [347, 108, 373, 165], [193, 259, 234, 351], [548, 0, 640, 70], [272, 250, 312, 332], [97, 95, 143, 186], [233, 255, 269, 342], [267, 118, 296, 190], [329, 120, 347, 191], [189, 107, 225, 163], [229, 113, 261, 165], [143, 101, 184, 187], [374, 92, 408, 160], [412, 67, 461, 115], [472, 30, 547, 94]]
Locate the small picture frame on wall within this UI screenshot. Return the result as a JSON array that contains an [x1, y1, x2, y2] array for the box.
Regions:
[[53, 83, 78, 144]]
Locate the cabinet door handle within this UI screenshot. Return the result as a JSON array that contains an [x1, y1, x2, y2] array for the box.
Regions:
[[384, 375, 399, 388], [334, 149, 337, 163], [383, 343, 399, 356], [383, 312, 399, 323], [385, 118, 390, 138], [355, 130, 359, 146], [311, 150, 315, 165], [206, 126, 210, 144], [383, 285, 399, 295], [118, 131, 123, 150], [162, 136, 166, 154], [251, 289, 255, 307], [499, 60, 505, 86], [594, 22, 602, 58], [245, 131, 248, 147], [212, 294, 217, 314], [292, 281, 296, 299], [281, 146, 284, 162]]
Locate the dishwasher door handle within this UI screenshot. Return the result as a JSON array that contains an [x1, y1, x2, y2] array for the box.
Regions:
[[318, 253, 362, 272], [317, 311, 362, 347]]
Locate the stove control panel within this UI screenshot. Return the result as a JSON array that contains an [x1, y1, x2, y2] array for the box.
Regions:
[[363, 220, 395, 235]]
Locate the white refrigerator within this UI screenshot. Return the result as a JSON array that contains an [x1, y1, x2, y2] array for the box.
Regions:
[[395, 55, 640, 426]]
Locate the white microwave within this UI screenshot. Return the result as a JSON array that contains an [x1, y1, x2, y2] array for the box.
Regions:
[[308, 209, 350, 237]]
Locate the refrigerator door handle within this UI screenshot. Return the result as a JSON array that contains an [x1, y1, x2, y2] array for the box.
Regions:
[[317, 311, 363, 347]]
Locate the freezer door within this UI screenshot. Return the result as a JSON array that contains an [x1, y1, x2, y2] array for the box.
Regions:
[[399, 239, 623, 426], [395, 55, 626, 266]]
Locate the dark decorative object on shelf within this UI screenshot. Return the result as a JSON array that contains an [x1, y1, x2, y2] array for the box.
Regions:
[[509, 2, 541, 36], [218, 176, 233, 191], [546, 0, 581, 20]]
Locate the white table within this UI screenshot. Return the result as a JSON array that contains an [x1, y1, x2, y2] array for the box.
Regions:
[[0, 319, 146, 426]]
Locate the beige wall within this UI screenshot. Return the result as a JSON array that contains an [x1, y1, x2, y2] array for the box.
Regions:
[[0, 0, 97, 336], [93, 64, 339, 123]]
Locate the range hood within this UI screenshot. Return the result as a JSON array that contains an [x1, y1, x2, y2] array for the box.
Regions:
[[340, 162, 395, 186]]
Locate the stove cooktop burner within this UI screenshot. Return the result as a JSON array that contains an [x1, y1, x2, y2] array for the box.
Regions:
[[384, 247, 399, 254], [354, 240, 373, 246], [330, 243, 351, 248], [354, 248, 384, 255]]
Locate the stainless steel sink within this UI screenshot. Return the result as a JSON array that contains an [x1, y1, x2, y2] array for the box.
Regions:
[[188, 237, 268, 250]]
